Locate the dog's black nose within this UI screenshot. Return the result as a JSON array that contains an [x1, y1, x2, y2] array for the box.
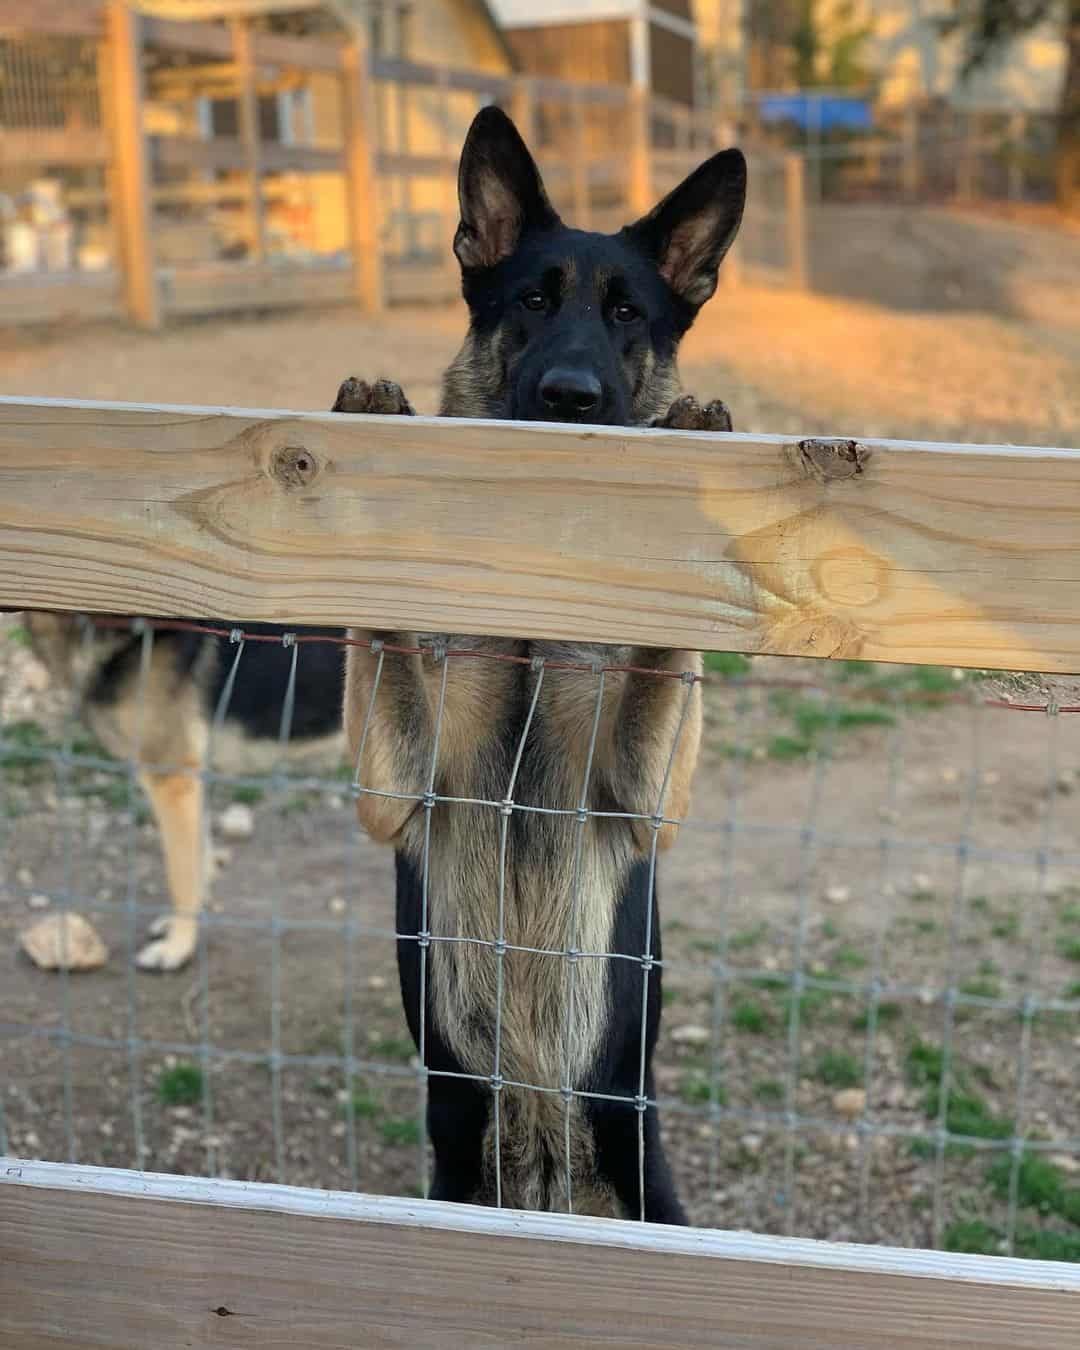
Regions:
[[538, 369, 602, 419]]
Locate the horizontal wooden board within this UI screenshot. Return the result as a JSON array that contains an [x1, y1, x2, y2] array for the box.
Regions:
[[0, 0, 101, 36], [1, 1161, 1078, 1350], [1, 396, 1080, 672]]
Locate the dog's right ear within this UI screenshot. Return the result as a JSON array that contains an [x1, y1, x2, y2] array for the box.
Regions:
[[454, 106, 560, 271]]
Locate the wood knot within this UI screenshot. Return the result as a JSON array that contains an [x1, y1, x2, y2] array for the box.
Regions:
[[794, 438, 870, 483], [270, 444, 319, 488]]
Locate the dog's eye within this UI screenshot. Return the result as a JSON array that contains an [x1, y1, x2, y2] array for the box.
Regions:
[[612, 303, 640, 324], [521, 291, 547, 312]]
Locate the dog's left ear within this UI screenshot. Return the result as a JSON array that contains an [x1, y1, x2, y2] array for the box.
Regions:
[[623, 148, 746, 311]]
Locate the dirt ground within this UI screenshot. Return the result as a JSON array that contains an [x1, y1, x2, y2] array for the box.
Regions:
[[2, 274, 1080, 1256]]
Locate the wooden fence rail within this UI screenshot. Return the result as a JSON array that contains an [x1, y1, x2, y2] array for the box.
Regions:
[[1, 1160, 1078, 1348], [2, 395, 1080, 674]]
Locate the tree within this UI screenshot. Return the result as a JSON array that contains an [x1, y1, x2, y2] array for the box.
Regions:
[[946, 1, 1080, 214]]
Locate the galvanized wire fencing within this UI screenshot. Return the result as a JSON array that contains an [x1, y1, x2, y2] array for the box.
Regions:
[[2, 612, 1079, 1259]]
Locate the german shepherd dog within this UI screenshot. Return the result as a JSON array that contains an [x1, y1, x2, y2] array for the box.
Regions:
[[333, 107, 746, 1222], [22, 614, 346, 970]]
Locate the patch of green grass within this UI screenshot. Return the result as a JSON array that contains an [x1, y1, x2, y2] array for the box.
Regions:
[[814, 1050, 861, 1088], [230, 784, 265, 806], [959, 977, 1003, 1000], [942, 1091, 1012, 1142], [781, 986, 834, 1026], [380, 1117, 421, 1148], [704, 651, 751, 678], [835, 660, 876, 682], [915, 918, 938, 935], [991, 915, 1020, 939], [1057, 937, 1080, 963], [851, 1001, 902, 1031], [679, 1073, 725, 1107], [945, 1219, 1080, 1262], [943, 1219, 1002, 1255], [1060, 903, 1080, 926], [731, 1000, 771, 1034], [832, 945, 867, 972], [661, 986, 680, 1006], [969, 895, 991, 914], [370, 1036, 415, 1062], [906, 1040, 945, 1088], [821, 918, 841, 940], [1065, 981, 1080, 1000], [729, 923, 767, 951], [767, 734, 814, 761], [1016, 1229, 1080, 1262], [158, 1062, 204, 1107], [988, 1154, 1080, 1226], [340, 1087, 381, 1120], [6, 624, 31, 647], [754, 1078, 783, 1103]]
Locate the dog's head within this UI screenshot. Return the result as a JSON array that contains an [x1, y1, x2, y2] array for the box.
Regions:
[[441, 106, 746, 426]]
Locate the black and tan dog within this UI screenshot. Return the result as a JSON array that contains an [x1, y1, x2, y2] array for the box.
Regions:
[[22, 614, 346, 970], [334, 108, 746, 1222]]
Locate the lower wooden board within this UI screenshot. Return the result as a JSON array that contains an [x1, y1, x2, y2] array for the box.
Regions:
[[1, 1161, 1078, 1349], [1, 396, 1080, 673]]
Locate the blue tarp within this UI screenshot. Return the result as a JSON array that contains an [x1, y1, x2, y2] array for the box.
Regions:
[[758, 94, 872, 132]]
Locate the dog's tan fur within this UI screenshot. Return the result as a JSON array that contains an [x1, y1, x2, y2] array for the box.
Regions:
[[346, 621, 701, 1212]]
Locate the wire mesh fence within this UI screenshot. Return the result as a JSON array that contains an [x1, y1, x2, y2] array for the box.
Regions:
[[2, 612, 1079, 1259]]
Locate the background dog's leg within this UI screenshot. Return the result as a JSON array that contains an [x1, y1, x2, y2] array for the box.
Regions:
[[135, 767, 205, 971]]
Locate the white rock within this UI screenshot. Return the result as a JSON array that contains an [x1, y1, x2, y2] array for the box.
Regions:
[[825, 884, 851, 906], [27, 893, 51, 910], [832, 1088, 868, 1119], [368, 975, 389, 991], [218, 803, 254, 840], [740, 1133, 763, 1157], [328, 896, 347, 916], [16, 867, 33, 889], [20, 912, 108, 971], [670, 1024, 710, 1047], [22, 659, 50, 693], [1051, 1153, 1080, 1175]]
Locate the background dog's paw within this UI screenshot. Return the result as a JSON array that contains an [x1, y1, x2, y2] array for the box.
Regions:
[[652, 395, 733, 432], [332, 377, 415, 416], [136, 916, 198, 973]]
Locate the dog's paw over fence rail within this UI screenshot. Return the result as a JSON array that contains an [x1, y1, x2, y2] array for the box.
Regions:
[[2, 395, 1080, 1347]]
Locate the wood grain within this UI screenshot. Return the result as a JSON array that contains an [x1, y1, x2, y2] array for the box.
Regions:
[[2, 1162, 1078, 1350], [2, 396, 1080, 673]]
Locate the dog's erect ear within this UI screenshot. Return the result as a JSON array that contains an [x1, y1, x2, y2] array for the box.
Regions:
[[623, 148, 746, 310], [454, 106, 560, 271]]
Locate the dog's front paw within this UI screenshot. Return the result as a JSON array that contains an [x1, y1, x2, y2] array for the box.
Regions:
[[332, 377, 415, 416], [651, 395, 733, 432]]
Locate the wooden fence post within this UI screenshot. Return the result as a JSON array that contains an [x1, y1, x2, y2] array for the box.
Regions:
[[902, 105, 920, 201], [571, 88, 590, 228], [104, 0, 160, 329], [510, 77, 537, 146], [437, 67, 458, 292], [1008, 110, 1026, 202], [785, 152, 808, 292], [628, 88, 652, 218], [232, 19, 266, 262], [341, 36, 384, 313]]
